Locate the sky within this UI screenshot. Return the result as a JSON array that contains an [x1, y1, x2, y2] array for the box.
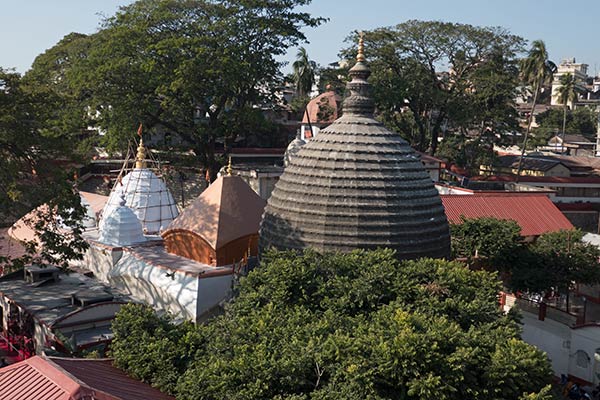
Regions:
[[1, 0, 599, 76]]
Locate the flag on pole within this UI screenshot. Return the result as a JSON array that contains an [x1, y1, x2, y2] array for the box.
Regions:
[[137, 123, 143, 137]]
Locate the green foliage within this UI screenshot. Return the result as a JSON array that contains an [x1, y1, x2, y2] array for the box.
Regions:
[[535, 107, 597, 139], [437, 134, 497, 175], [452, 217, 600, 297], [0, 68, 88, 271], [451, 217, 523, 269], [112, 249, 552, 399], [42, 0, 325, 179], [347, 21, 524, 154], [110, 303, 203, 394], [292, 47, 317, 97], [317, 64, 347, 95]]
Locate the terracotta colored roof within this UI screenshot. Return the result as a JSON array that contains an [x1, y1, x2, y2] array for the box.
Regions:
[[0, 356, 174, 400], [0, 228, 28, 260], [50, 357, 174, 400], [441, 194, 573, 236], [301, 91, 342, 125], [79, 191, 108, 217], [163, 175, 266, 249]]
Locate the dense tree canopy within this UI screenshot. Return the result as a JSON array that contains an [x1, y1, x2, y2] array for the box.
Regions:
[[451, 218, 600, 301], [112, 249, 553, 399], [25, 0, 325, 178], [345, 21, 524, 155], [0, 69, 88, 270]]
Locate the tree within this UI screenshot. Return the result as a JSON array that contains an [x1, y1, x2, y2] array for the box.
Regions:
[[316, 63, 347, 95], [450, 217, 523, 269], [42, 0, 325, 180], [534, 107, 597, 143], [515, 40, 556, 181], [347, 21, 524, 155], [292, 47, 317, 98], [0, 68, 88, 271], [112, 249, 553, 399], [556, 73, 577, 152], [529, 230, 600, 305]]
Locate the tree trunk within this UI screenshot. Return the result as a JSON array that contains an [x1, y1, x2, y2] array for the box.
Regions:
[[515, 83, 540, 183], [561, 104, 567, 154]]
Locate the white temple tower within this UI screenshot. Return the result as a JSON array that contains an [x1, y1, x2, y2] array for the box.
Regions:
[[100, 138, 179, 234]]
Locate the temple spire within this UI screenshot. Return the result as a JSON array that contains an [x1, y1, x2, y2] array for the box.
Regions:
[[226, 156, 233, 176], [357, 31, 365, 63], [343, 31, 374, 117], [135, 137, 146, 169]]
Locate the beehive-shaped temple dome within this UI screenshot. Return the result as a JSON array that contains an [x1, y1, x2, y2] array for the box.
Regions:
[[260, 36, 450, 260]]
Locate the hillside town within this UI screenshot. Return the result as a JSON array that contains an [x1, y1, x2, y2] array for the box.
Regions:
[[2, 1, 600, 399]]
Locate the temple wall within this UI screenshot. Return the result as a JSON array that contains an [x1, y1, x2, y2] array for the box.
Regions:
[[196, 275, 233, 322], [112, 252, 199, 321], [216, 234, 259, 266], [163, 231, 216, 266], [75, 244, 122, 283], [521, 310, 600, 384]]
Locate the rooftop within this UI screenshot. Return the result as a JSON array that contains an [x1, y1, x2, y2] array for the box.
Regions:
[[441, 193, 574, 236], [0, 355, 174, 400], [0, 268, 130, 328]]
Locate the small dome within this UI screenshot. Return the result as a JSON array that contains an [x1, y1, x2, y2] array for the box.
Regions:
[[100, 168, 179, 234], [260, 38, 450, 260], [301, 90, 342, 125], [283, 137, 306, 167], [98, 197, 146, 247]]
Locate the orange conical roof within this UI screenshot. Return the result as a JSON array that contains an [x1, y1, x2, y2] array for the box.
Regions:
[[162, 175, 266, 250]]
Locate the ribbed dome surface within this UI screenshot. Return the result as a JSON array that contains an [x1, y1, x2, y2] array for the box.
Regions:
[[260, 41, 450, 260]]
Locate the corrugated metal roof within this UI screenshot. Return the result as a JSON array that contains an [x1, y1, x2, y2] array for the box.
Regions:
[[0, 357, 77, 400], [51, 357, 175, 400], [0, 356, 175, 400], [441, 194, 574, 236]]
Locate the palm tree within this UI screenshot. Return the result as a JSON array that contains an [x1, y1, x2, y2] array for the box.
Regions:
[[556, 73, 577, 153], [516, 40, 557, 182], [292, 47, 317, 98]]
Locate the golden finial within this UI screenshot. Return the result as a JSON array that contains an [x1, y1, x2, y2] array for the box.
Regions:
[[357, 31, 365, 63], [226, 155, 233, 176], [135, 137, 146, 169]]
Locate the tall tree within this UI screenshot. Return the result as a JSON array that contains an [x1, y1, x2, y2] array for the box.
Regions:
[[0, 69, 88, 271], [292, 47, 317, 97], [515, 40, 556, 181], [347, 21, 524, 155], [556, 72, 577, 153], [45, 0, 324, 180]]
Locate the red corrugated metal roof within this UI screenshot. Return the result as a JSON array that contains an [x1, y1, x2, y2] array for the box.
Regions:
[[0, 357, 80, 400], [441, 194, 574, 236], [51, 357, 175, 400], [0, 356, 174, 400]]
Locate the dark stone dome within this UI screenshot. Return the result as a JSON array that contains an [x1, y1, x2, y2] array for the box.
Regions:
[[260, 38, 450, 260]]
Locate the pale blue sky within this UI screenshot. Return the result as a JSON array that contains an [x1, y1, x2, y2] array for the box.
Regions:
[[1, 0, 599, 76]]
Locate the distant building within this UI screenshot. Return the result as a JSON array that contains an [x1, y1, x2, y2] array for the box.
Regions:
[[551, 58, 589, 107], [482, 155, 571, 177]]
